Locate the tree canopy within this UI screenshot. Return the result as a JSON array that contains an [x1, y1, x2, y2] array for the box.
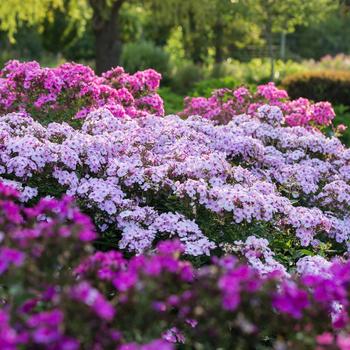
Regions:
[[0, 0, 342, 73]]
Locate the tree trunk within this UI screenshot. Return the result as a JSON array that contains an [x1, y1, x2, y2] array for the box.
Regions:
[[186, 10, 204, 64], [90, 0, 124, 75], [280, 32, 286, 60], [214, 20, 224, 63]]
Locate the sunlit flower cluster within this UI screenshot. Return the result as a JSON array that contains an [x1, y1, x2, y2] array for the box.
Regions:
[[0, 60, 164, 121], [181, 82, 335, 128]]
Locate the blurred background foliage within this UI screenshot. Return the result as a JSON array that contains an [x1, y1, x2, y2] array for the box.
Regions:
[[0, 0, 350, 143]]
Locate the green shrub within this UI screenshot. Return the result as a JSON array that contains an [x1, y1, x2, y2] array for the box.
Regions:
[[191, 77, 241, 97], [121, 41, 170, 79], [170, 61, 204, 94], [282, 70, 350, 106], [210, 58, 305, 85], [333, 104, 350, 147], [158, 87, 184, 114]]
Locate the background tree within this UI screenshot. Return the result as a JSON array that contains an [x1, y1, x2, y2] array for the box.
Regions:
[[0, 0, 92, 63], [0, 0, 344, 75], [0, 0, 205, 73], [0, 0, 129, 73], [89, 0, 124, 73], [148, 0, 262, 65], [289, 1, 350, 59], [239, 0, 336, 79], [196, 0, 261, 64]]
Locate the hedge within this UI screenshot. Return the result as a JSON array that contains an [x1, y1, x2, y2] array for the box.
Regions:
[[282, 70, 350, 106]]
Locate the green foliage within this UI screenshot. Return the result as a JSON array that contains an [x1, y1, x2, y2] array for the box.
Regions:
[[289, 6, 350, 60], [61, 28, 95, 62], [148, 0, 265, 64], [161, 58, 308, 110], [158, 87, 184, 114], [0, 0, 346, 75], [333, 104, 350, 147], [282, 70, 350, 107], [164, 26, 186, 67], [0, 0, 63, 42], [210, 58, 306, 85], [240, 0, 336, 35], [41, 7, 95, 61], [191, 77, 240, 98], [237, 0, 335, 79], [121, 41, 170, 79], [140, 183, 325, 269], [0, 0, 91, 42], [119, 4, 146, 44], [169, 61, 204, 94]]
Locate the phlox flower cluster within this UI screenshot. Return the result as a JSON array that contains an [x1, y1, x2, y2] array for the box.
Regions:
[[0, 103, 349, 268], [2, 181, 350, 349], [228, 235, 288, 276], [181, 82, 335, 128], [0, 60, 164, 121]]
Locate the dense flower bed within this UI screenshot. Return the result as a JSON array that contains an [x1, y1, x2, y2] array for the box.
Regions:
[[0, 60, 164, 123], [1, 182, 350, 349], [0, 104, 349, 268], [1, 60, 350, 348]]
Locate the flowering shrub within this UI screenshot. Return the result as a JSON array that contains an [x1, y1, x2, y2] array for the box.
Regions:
[[0, 102, 349, 268], [181, 82, 336, 128], [0, 60, 164, 124], [1, 181, 350, 349]]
